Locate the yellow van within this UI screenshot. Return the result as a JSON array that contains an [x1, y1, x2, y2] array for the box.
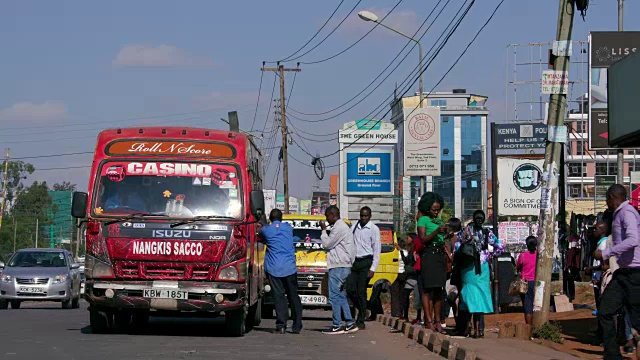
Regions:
[[261, 214, 399, 319]]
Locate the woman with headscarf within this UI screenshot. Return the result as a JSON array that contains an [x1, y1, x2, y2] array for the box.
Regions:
[[457, 210, 504, 338], [416, 192, 448, 333]]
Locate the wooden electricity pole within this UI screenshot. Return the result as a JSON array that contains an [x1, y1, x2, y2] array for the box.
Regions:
[[260, 64, 301, 214], [0, 148, 10, 235], [532, 0, 576, 328]]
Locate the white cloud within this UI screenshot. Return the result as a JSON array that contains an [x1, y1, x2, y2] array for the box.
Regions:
[[0, 101, 67, 123], [113, 44, 214, 67], [344, 8, 422, 38]]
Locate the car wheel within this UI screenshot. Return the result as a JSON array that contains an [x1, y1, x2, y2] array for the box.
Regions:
[[10, 300, 21, 309], [0, 300, 8, 309], [89, 307, 113, 334], [62, 299, 72, 309]]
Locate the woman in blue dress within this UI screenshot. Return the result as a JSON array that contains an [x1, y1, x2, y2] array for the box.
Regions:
[[456, 210, 504, 338]]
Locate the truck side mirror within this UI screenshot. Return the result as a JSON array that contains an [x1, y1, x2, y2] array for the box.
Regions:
[[71, 192, 88, 218], [250, 190, 265, 218]]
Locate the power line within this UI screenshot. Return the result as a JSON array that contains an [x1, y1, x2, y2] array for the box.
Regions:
[[250, 63, 266, 132], [299, 0, 406, 65], [282, 0, 365, 63], [257, 73, 279, 134], [33, 166, 91, 171], [12, 152, 93, 160], [271, 0, 347, 63], [288, 0, 451, 116]]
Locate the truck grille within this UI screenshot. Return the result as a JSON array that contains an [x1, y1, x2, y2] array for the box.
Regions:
[[16, 278, 49, 285], [296, 273, 323, 295], [114, 262, 214, 280]]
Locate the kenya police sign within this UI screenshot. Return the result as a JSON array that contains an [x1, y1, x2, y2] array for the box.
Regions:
[[497, 158, 544, 216]]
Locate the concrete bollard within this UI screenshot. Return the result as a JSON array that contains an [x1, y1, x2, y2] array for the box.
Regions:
[[439, 337, 454, 358], [382, 315, 391, 326], [455, 348, 477, 360], [498, 321, 516, 338], [376, 314, 384, 322], [406, 325, 420, 339], [417, 328, 433, 345], [427, 332, 445, 353]]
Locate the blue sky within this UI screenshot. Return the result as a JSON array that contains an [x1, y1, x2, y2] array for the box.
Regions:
[[0, 0, 638, 199]]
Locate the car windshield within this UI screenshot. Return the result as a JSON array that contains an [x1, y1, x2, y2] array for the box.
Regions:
[[292, 229, 327, 251], [8, 251, 68, 267], [93, 161, 243, 219]]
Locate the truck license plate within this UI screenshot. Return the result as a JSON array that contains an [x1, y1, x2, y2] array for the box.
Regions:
[[299, 295, 327, 305], [18, 286, 44, 293], [143, 289, 188, 300]]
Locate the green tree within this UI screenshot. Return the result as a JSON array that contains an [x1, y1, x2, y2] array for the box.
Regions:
[[0, 160, 35, 204], [52, 181, 77, 192], [5, 181, 55, 251]]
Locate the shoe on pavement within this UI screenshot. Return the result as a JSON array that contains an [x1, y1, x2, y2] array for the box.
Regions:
[[291, 327, 302, 334], [272, 328, 286, 334], [322, 326, 345, 335], [357, 322, 366, 330], [345, 322, 359, 334]]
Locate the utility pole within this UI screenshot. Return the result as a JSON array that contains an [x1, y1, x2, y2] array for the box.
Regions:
[[532, 0, 575, 328], [0, 148, 10, 235], [35, 218, 39, 248], [616, 0, 624, 186], [260, 63, 301, 214]]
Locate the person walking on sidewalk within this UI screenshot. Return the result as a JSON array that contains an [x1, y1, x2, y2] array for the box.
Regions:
[[517, 235, 537, 325], [595, 184, 640, 360], [258, 209, 303, 334], [320, 205, 358, 335], [347, 206, 381, 330]]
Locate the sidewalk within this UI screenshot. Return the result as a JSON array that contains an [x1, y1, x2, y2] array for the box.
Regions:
[[375, 314, 580, 360]]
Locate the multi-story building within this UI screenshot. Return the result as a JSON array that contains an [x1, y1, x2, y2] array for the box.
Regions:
[[392, 89, 489, 222], [566, 103, 639, 201]]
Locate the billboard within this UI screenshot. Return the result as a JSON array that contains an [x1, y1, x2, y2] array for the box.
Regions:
[[338, 119, 398, 144], [497, 158, 545, 216], [263, 189, 276, 215], [403, 107, 441, 176], [588, 31, 640, 150], [343, 148, 394, 196], [275, 194, 285, 211], [608, 51, 640, 147], [300, 200, 312, 215], [494, 123, 547, 150], [289, 196, 299, 214]]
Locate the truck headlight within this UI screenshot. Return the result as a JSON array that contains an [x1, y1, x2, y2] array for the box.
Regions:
[[218, 266, 239, 281]]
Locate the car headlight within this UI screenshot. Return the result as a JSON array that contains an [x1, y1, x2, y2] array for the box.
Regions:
[[53, 275, 68, 284], [1, 274, 11, 283]]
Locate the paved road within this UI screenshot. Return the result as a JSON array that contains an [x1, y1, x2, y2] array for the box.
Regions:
[[1, 301, 436, 360]]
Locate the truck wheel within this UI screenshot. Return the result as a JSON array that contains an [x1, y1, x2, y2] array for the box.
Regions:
[[10, 300, 21, 309], [113, 310, 132, 331], [225, 308, 246, 337], [261, 304, 275, 319], [246, 298, 262, 329], [0, 300, 7, 309], [131, 310, 150, 332], [89, 307, 113, 334]]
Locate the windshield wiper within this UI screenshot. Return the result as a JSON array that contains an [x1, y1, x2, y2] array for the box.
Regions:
[[105, 212, 168, 225], [170, 215, 235, 228]]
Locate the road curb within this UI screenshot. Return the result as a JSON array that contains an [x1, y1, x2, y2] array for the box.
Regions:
[[376, 316, 476, 360]]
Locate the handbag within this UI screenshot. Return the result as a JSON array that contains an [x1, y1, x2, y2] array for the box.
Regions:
[[509, 277, 528, 296]]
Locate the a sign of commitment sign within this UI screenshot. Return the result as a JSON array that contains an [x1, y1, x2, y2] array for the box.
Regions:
[[403, 107, 441, 176]]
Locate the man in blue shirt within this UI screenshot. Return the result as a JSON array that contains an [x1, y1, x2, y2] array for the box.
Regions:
[[259, 209, 302, 334]]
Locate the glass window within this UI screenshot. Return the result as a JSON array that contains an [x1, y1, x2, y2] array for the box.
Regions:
[[596, 163, 607, 175], [94, 161, 243, 219], [608, 164, 618, 175], [568, 162, 587, 177], [569, 184, 581, 198], [8, 251, 68, 267], [576, 142, 585, 155], [434, 116, 455, 207], [430, 100, 447, 107], [460, 115, 482, 221]]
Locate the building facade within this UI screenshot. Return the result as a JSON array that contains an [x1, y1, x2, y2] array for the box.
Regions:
[[392, 89, 489, 222]]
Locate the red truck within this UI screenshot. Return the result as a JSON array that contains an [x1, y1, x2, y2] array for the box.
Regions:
[[71, 124, 265, 336]]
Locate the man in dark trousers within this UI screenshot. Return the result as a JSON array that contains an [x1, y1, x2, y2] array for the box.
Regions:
[[347, 206, 381, 330], [259, 209, 303, 334], [595, 184, 640, 359]]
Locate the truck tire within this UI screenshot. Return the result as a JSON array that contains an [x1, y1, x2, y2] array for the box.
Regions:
[[89, 307, 113, 334], [225, 308, 246, 337], [113, 310, 132, 331], [247, 298, 262, 329]]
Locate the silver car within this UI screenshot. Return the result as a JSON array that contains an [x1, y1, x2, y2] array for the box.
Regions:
[[0, 248, 82, 309]]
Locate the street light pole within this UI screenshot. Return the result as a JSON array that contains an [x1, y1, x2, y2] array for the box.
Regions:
[[358, 10, 427, 206]]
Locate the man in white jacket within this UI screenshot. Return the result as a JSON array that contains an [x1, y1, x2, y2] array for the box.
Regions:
[[320, 205, 357, 334]]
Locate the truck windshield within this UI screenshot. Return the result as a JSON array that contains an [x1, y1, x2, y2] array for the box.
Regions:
[[93, 161, 242, 219]]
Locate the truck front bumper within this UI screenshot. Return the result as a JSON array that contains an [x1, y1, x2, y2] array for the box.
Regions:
[[84, 280, 245, 312]]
